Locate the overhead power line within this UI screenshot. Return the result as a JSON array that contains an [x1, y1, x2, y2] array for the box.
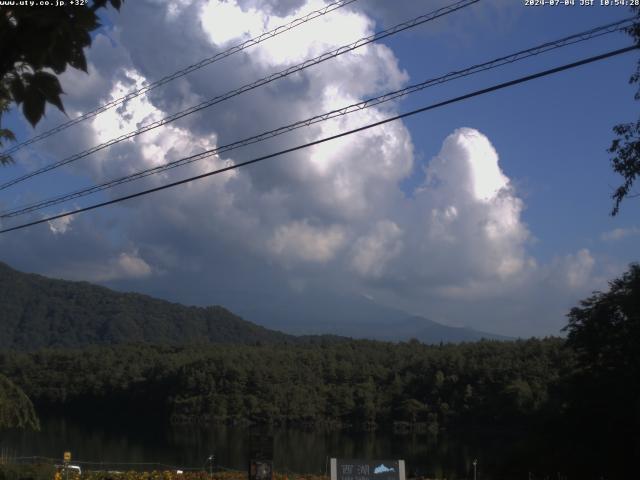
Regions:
[[0, 0, 479, 191], [0, 16, 634, 219], [1, 44, 636, 235], [0, 0, 359, 156]]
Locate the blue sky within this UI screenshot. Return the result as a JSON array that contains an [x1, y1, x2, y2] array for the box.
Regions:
[[0, 0, 638, 337], [381, 3, 640, 261]]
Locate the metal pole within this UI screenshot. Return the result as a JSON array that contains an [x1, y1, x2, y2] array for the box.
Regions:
[[472, 459, 477, 480]]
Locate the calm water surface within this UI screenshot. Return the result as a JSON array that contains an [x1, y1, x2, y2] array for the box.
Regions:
[[0, 416, 546, 480]]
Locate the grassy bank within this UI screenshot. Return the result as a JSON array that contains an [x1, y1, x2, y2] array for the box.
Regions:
[[0, 465, 331, 480]]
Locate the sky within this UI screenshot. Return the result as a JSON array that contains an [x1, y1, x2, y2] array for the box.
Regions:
[[0, 0, 639, 338]]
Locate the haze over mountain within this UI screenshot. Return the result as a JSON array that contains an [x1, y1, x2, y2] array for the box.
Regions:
[[0, 262, 507, 350], [231, 290, 511, 342]]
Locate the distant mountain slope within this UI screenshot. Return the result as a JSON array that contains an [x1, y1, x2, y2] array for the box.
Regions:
[[322, 315, 513, 343], [0, 262, 295, 350], [0, 261, 508, 350], [232, 290, 511, 343]]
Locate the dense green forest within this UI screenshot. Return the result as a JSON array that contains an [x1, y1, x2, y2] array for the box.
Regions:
[[0, 373, 39, 430], [0, 336, 632, 477], [0, 262, 298, 349], [0, 338, 571, 431]]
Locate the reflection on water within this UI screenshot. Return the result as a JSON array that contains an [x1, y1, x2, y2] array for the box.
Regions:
[[0, 416, 538, 479]]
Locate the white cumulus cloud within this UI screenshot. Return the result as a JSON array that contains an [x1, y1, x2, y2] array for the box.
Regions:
[[48, 215, 74, 235], [0, 0, 615, 338], [351, 220, 403, 278], [269, 221, 346, 264]]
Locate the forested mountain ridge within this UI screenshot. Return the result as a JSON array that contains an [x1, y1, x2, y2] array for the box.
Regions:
[[0, 261, 296, 349], [0, 261, 507, 349]]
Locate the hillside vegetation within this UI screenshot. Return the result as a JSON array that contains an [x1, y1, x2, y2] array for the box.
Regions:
[[0, 373, 39, 430], [0, 262, 295, 350]]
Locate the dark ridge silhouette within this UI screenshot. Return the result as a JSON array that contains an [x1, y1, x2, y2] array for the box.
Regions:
[[0, 261, 297, 350]]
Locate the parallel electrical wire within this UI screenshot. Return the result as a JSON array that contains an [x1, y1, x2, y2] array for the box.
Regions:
[[1, 45, 636, 235], [0, 16, 634, 219], [0, 0, 359, 156], [0, 0, 479, 191]]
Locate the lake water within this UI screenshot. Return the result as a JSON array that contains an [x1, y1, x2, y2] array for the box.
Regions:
[[0, 416, 553, 480]]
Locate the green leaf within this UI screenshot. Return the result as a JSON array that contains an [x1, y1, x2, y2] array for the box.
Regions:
[[0, 128, 16, 142], [48, 44, 70, 74], [22, 89, 46, 127], [72, 7, 100, 31], [33, 71, 65, 113], [0, 153, 14, 165], [68, 47, 88, 73], [49, 32, 74, 73], [9, 77, 26, 105]]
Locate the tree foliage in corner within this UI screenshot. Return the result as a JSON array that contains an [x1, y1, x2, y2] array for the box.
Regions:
[[563, 263, 640, 474], [564, 263, 640, 375], [610, 7, 640, 215], [0, 0, 124, 165]]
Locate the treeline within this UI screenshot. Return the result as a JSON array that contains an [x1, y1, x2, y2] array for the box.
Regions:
[[0, 338, 572, 432]]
